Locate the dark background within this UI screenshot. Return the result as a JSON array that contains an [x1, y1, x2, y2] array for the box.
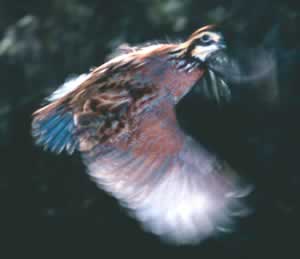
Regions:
[[0, 0, 300, 258]]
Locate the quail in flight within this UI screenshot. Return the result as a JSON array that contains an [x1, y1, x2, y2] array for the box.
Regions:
[[32, 25, 248, 245]]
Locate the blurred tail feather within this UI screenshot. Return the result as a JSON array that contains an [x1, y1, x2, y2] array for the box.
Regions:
[[32, 105, 77, 154]]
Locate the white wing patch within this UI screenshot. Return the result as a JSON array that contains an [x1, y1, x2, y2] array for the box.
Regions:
[[47, 73, 90, 102], [85, 138, 251, 245]]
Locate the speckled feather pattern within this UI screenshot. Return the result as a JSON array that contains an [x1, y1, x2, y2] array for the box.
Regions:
[[32, 26, 249, 244]]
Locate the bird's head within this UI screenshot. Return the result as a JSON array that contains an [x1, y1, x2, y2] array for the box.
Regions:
[[172, 25, 231, 103], [175, 25, 225, 63]]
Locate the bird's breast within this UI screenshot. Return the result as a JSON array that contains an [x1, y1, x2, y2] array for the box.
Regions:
[[162, 64, 204, 102], [134, 57, 205, 103]]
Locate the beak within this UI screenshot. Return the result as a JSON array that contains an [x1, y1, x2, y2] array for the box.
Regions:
[[216, 39, 226, 50]]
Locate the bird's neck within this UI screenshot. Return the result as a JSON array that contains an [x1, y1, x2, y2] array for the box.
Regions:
[[161, 56, 205, 104]]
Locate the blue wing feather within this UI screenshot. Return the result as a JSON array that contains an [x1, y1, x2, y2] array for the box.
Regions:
[[32, 108, 77, 154]]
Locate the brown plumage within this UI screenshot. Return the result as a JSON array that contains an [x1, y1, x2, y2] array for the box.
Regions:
[[32, 25, 249, 244]]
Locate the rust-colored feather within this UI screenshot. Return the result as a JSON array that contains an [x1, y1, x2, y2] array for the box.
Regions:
[[32, 25, 249, 244], [33, 43, 204, 152]]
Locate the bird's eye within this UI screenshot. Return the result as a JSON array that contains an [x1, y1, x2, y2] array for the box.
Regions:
[[199, 34, 212, 44]]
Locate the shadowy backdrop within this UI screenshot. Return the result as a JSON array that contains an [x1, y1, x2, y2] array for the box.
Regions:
[[0, 0, 300, 258]]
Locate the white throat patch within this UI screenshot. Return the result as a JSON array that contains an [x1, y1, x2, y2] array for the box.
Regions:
[[192, 44, 219, 62]]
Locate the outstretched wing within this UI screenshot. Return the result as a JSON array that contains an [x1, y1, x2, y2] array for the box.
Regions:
[[32, 45, 168, 154], [83, 100, 249, 244]]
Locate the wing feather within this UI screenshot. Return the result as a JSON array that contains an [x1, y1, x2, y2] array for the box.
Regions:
[[31, 45, 173, 154], [82, 102, 250, 244]]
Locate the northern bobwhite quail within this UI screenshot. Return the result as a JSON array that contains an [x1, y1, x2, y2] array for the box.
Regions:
[[32, 25, 249, 245]]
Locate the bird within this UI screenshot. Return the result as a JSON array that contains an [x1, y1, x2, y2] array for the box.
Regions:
[[32, 25, 249, 245]]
